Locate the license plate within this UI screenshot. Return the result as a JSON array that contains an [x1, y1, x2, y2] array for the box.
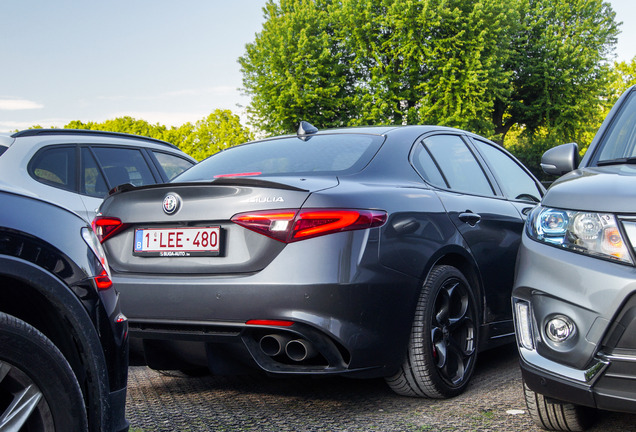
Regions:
[[133, 227, 221, 257]]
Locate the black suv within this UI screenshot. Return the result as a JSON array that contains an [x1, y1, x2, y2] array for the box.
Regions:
[[0, 187, 129, 431]]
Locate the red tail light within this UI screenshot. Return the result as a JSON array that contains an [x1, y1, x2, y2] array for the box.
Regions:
[[246, 319, 294, 327], [94, 269, 113, 290], [92, 216, 127, 243], [232, 209, 387, 243]]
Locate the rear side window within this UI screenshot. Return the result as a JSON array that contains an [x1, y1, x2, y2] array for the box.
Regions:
[[92, 147, 156, 188], [153, 151, 195, 180], [472, 139, 542, 202], [29, 146, 77, 192], [418, 135, 494, 196], [175, 134, 384, 181], [81, 148, 109, 197]]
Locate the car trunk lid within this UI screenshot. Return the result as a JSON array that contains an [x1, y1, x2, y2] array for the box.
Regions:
[[97, 177, 338, 275]]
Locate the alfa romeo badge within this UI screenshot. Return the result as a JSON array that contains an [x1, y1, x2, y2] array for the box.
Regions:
[[162, 193, 180, 215]]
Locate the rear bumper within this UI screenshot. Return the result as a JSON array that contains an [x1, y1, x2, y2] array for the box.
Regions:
[[108, 387, 130, 432], [116, 268, 421, 377]]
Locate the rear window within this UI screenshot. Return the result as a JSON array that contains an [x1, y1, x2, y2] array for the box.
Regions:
[[174, 134, 384, 182]]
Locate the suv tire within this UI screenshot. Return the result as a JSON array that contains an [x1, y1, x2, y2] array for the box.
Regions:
[[0, 312, 88, 432], [523, 381, 596, 431], [386, 265, 478, 398]]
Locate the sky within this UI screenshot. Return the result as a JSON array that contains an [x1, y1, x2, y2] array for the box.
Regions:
[[1, 0, 634, 134]]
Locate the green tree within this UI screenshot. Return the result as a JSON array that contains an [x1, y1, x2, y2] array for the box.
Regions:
[[240, 0, 618, 146], [65, 117, 170, 141], [337, 0, 514, 134], [608, 56, 636, 103], [495, 0, 619, 145], [241, 0, 515, 136], [64, 111, 252, 161], [240, 0, 355, 134], [178, 109, 254, 161]]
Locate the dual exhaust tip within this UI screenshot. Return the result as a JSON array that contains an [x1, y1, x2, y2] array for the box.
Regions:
[[259, 334, 317, 362]]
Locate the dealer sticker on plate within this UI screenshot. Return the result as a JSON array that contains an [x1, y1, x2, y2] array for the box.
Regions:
[[133, 227, 221, 257]]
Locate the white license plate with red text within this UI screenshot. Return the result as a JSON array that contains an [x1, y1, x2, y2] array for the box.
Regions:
[[133, 227, 221, 257]]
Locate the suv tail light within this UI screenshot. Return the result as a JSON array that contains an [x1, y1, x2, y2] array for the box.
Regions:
[[81, 227, 113, 290], [231, 209, 387, 243], [92, 216, 128, 243]]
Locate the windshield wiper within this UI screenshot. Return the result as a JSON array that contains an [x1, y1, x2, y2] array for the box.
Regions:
[[597, 157, 636, 166]]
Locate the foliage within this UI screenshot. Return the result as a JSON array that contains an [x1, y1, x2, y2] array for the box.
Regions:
[[495, 0, 619, 145], [240, 0, 356, 135], [608, 56, 636, 105], [176, 110, 254, 161], [240, 0, 620, 175], [241, 0, 517, 136], [63, 110, 252, 161]]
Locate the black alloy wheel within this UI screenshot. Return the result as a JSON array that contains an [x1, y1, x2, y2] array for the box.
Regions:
[[386, 265, 478, 398]]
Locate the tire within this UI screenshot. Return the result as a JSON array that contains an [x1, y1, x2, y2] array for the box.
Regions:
[[386, 265, 478, 398], [523, 381, 596, 431], [0, 312, 88, 432]]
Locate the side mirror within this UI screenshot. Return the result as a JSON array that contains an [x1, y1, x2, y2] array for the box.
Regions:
[[540, 143, 579, 176]]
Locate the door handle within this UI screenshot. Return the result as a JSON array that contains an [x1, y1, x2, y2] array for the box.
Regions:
[[459, 212, 481, 226]]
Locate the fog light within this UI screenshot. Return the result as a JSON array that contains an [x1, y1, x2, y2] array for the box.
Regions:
[[514, 300, 534, 350], [545, 315, 575, 343]]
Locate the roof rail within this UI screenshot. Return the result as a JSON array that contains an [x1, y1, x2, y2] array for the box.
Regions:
[[11, 128, 180, 150]]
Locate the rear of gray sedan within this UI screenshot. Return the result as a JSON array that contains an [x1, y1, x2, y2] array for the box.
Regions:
[[94, 130, 423, 378]]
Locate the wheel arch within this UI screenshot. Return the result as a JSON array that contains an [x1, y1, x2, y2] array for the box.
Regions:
[[0, 255, 110, 431], [424, 250, 485, 324]]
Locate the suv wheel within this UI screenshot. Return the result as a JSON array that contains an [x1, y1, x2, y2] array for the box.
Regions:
[[0, 312, 88, 431], [386, 265, 478, 397], [523, 381, 596, 431]]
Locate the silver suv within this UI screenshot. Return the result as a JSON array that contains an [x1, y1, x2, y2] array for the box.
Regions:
[[513, 85, 636, 430], [0, 129, 196, 221]]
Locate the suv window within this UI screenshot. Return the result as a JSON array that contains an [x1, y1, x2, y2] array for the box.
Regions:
[[417, 135, 495, 196], [92, 147, 156, 188], [29, 146, 76, 191], [596, 90, 636, 163], [81, 148, 109, 197], [472, 139, 542, 202], [153, 151, 194, 180]]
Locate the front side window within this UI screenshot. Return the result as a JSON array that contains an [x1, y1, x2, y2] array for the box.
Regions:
[[595, 90, 636, 163], [421, 135, 494, 196], [29, 146, 76, 192]]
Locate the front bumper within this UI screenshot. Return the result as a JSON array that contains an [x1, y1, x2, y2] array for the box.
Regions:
[[519, 348, 636, 413], [513, 233, 636, 413]]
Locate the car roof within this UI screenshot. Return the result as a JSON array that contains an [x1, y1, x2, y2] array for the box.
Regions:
[[11, 128, 181, 151], [0, 135, 14, 147]]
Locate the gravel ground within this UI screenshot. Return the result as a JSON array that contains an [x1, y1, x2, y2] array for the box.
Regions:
[[126, 344, 636, 431]]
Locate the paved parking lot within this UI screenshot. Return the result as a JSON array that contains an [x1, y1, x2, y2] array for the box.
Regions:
[[126, 344, 636, 431]]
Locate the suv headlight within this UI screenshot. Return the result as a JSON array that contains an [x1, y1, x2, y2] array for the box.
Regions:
[[527, 206, 633, 264]]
